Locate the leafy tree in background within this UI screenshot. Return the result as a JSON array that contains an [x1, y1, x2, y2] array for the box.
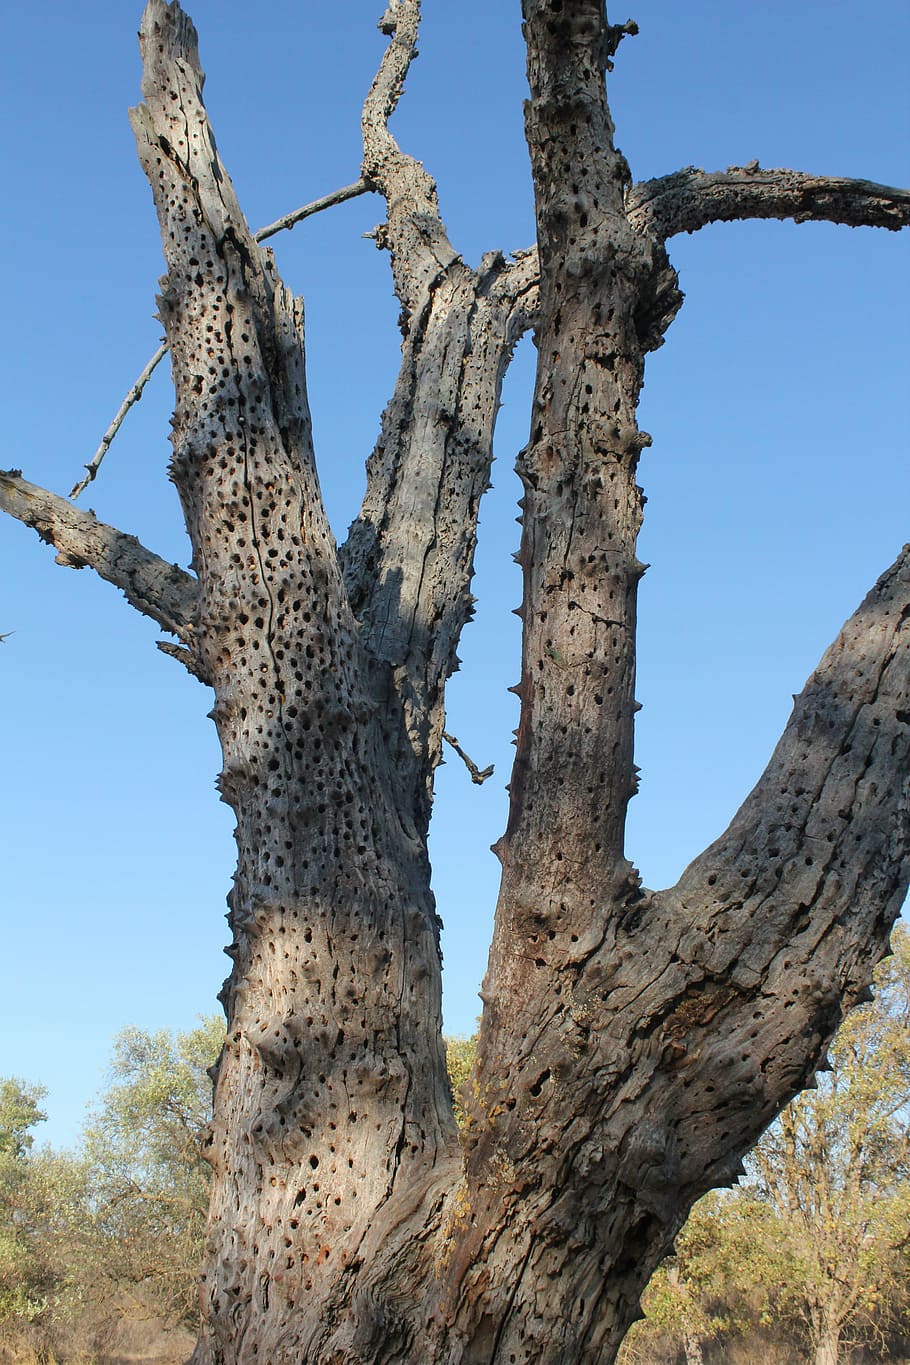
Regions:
[[70, 1017, 225, 1331], [2, 1, 909, 1358], [0, 1021, 224, 1360], [2, 1019, 474, 1357], [748, 924, 910, 1365], [622, 926, 910, 1365], [0, 1079, 50, 1329], [444, 1036, 478, 1132]]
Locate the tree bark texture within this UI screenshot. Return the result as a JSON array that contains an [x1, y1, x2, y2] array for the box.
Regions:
[[2, 1, 909, 1362], [812, 1319, 842, 1365]]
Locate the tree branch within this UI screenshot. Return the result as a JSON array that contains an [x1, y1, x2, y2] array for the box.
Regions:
[[129, 0, 339, 591], [443, 553, 910, 1358], [634, 544, 910, 1196], [0, 469, 199, 645], [442, 731, 494, 786], [339, 246, 535, 828], [676, 540, 910, 987], [487, 0, 659, 877], [254, 177, 372, 242], [361, 0, 459, 317], [434, 14, 909, 1353], [339, 5, 540, 828], [628, 166, 910, 240], [71, 178, 374, 500], [71, 341, 168, 499]]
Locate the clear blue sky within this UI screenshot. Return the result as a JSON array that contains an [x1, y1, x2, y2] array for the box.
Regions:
[[1, 1, 907, 1149]]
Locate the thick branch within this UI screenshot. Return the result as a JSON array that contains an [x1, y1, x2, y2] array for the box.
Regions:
[[0, 469, 198, 642], [434, 11, 910, 1358], [361, 0, 459, 316], [495, 0, 658, 877], [628, 166, 910, 239], [130, 0, 341, 661], [340, 247, 536, 827], [662, 543, 910, 1118], [441, 553, 910, 1362], [341, 6, 540, 826]]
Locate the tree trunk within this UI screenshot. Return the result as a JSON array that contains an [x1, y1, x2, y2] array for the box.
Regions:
[[811, 1312, 842, 1365], [814, 1334, 841, 1365], [682, 1330, 705, 1365], [3, 2, 910, 1362]]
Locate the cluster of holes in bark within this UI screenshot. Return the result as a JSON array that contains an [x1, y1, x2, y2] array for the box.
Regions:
[[148, 71, 466, 1344], [152, 168, 400, 919]]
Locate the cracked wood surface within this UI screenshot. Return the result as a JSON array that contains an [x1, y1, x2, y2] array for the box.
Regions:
[[627, 166, 910, 239], [343, 0, 538, 829], [339, 244, 537, 828], [130, 5, 458, 1360], [0, 468, 198, 644], [2, 0, 909, 1361]]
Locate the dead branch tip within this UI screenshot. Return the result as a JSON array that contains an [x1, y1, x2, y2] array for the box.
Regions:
[[443, 731, 494, 786]]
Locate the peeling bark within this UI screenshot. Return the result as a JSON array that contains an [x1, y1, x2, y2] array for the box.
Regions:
[[2, 1, 909, 1362]]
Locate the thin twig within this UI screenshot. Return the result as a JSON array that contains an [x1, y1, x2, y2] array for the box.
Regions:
[[70, 177, 374, 499], [443, 731, 494, 786], [71, 341, 168, 498], [254, 177, 371, 242]]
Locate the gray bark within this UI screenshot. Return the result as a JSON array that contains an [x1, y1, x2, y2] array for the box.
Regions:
[[627, 166, 910, 239], [1, 1, 909, 1362], [0, 468, 198, 648], [682, 1330, 705, 1365], [812, 1318, 842, 1365]]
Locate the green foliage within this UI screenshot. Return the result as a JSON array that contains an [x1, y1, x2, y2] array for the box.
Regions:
[[68, 1016, 225, 1330], [0, 1081, 46, 1162], [3, 953, 907, 1365], [746, 925, 910, 1359], [623, 923, 910, 1365], [0, 1018, 224, 1361], [444, 1035, 477, 1130], [0, 1079, 50, 1329], [0, 1081, 59, 1359]]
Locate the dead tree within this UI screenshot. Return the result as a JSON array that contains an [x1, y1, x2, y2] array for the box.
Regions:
[[2, 2, 909, 1361]]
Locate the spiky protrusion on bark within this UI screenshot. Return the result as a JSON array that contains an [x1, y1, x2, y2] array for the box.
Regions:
[[1, 2, 908, 1361]]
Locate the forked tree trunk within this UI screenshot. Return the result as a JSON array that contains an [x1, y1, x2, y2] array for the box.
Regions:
[[2, 2, 910, 1362]]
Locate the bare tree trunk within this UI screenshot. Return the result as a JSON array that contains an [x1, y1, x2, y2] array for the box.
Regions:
[[814, 1337, 840, 1365], [682, 1330, 705, 1365], [811, 1311, 842, 1365], [2, 2, 910, 1362]]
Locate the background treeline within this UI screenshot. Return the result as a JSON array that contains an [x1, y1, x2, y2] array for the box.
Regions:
[[2, 929, 908, 1365], [0, 1020, 221, 1364]]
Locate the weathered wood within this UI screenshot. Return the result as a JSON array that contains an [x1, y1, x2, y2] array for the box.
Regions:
[[1, 1, 908, 1361], [129, 6, 459, 1360], [628, 166, 910, 240], [426, 5, 910, 1362], [0, 468, 198, 647], [342, 0, 538, 829]]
